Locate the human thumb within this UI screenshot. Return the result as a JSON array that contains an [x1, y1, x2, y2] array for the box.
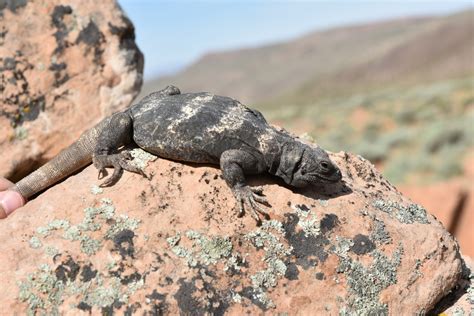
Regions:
[[0, 190, 25, 219]]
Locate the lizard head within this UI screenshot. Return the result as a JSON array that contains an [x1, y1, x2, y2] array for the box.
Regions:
[[276, 143, 342, 188]]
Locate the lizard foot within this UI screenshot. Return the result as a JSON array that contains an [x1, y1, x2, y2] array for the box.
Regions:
[[93, 151, 147, 187], [233, 185, 270, 225]]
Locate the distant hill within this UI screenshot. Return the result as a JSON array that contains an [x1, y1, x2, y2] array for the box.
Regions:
[[140, 10, 474, 185], [141, 10, 473, 105]]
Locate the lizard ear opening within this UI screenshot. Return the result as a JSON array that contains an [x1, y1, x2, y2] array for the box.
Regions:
[[275, 143, 304, 185]]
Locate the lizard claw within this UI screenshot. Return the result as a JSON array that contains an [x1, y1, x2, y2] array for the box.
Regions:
[[93, 152, 148, 187], [233, 185, 270, 225], [97, 168, 108, 180]]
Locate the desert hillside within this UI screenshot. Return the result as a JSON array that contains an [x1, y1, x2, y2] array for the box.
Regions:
[[143, 10, 472, 105]]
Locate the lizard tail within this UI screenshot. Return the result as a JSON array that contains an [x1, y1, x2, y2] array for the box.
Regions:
[[13, 118, 110, 199]]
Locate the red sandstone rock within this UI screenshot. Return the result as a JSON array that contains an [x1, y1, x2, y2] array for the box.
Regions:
[[0, 0, 143, 180], [400, 153, 474, 258], [431, 255, 473, 315], [0, 151, 464, 314]]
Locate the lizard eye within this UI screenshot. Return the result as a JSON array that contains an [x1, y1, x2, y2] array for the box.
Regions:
[[320, 161, 329, 169]]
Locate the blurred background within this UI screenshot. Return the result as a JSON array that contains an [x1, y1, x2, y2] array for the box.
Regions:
[[118, 0, 473, 254]]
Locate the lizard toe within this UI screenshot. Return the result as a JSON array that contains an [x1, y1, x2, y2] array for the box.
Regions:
[[99, 163, 123, 187], [237, 198, 245, 218], [250, 186, 264, 195], [251, 193, 270, 207], [94, 151, 149, 187], [247, 196, 268, 222], [97, 168, 108, 180], [233, 185, 270, 225]]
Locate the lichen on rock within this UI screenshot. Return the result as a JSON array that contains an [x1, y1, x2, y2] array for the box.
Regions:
[[337, 242, 404, 315], [0, 0, 144, 178], [373, 199, 429, 224], [17, 198, 144, 315], [0, 152, 463, 314]]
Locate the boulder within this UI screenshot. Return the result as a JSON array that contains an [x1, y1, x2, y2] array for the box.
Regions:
[[431, 255, 473, 315], [400, 152, 474, 259], [0, 150, 464, 314], [401, 179, 474, 259], [0, 0, 143, 181]]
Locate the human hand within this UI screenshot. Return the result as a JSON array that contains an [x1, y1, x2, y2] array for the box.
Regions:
[[0, 177, 25, 219]]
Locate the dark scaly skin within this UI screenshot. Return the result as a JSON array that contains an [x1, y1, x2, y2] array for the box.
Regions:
[[14, 85, 342, 224]]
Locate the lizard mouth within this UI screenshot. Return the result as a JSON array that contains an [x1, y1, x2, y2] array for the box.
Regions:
[[309, 170, 342, 183]]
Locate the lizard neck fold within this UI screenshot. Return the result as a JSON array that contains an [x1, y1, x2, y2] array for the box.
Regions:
[[262, 129, 295, 177]]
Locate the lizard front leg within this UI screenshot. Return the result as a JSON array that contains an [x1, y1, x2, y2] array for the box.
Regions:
[[220, 149, 270, 225], [93, 111, 145, 186]]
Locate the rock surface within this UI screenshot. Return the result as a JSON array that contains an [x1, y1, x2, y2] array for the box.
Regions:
[[0, 150, 465, 314], [431, 255, 473, 315], [0, 0, 143, 180], [400, 152, 474, 258]]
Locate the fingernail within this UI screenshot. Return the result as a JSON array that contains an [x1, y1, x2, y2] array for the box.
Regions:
[[0, 191, 25, 218]]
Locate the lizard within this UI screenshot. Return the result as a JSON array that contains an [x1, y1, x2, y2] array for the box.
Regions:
[[10, 85, 342, 224]]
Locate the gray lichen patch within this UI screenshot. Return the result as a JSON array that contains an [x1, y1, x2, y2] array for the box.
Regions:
[[84, 278, 121, 307], [333, 236, 354, 258], [245, 220, 293, 308], [166, 220, 292, 310], [79, 236, 102, 255], [79, 198, 116, 232], [44, 246, 60, 257], [370, 219, 392, 245], [224, 253, 244, 273], [319, 199, 329, 207], [29, 198, 133, 257], [166, 230, 233, 268], [245, 220, 292, 262], [166, 233, 181, 247], [373, 200, 429, 224], [336, 242, 404, 315], [29, 236, 43, 249], [250, 259, 287, 289], [19, 199, 144, 314], [36, 219, 71, 237], [452, 306, 465, 316], [359, 209, 392, 245], [104, 215, 141, 240], [90, 184, 103, 195], [19, 261, 145, 315], [186, 230, 233, 265], [129, 148, 157, 170], [18, 264, 64, 315], [63, 225, 81, 241], [293, 204, 321, 238], [14, 126, 28, 140]]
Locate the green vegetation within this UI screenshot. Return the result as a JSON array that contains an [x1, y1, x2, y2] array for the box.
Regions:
[[260, 77, 474, 184]]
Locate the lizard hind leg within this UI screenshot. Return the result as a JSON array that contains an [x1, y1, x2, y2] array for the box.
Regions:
[[93, 111, 146, 187]]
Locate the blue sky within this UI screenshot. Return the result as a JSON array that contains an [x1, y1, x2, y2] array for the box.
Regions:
[[118, 0, 472, 80]]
